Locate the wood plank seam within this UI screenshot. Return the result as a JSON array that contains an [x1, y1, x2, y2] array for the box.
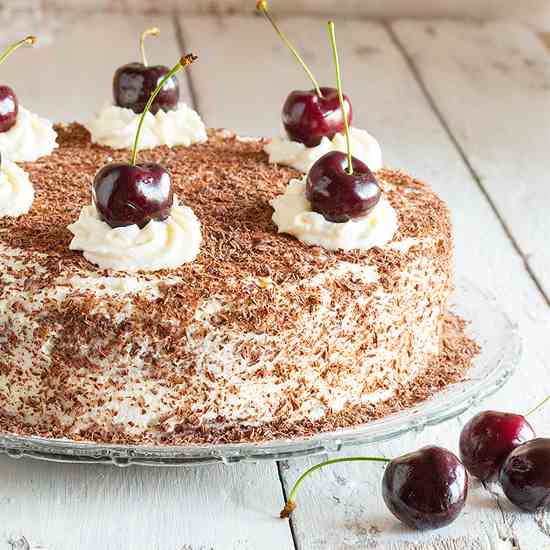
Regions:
[[484, 482, 523, 549], [277, 461, 300, 550], [385, 21, 550, 309]]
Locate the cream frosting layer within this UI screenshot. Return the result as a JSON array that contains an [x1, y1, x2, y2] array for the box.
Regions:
[[0, 158, 34, 218], [264, 127, 382, 173], [86, 102, 207, 150], [271, 177, 397, 251], [67, 196, 202, 272], [0, 106, 58, 162]]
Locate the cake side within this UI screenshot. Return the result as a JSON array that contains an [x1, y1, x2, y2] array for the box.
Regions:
[[0, 125, 477, 444]]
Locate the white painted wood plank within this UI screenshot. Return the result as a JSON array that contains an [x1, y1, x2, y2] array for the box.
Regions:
[[183, 15, 550, 549], [180, 15, 285, 137], [392, 19, 550, 301], [0, 13, 191, 123], [0, 456, 294, 550], [0, 12, 294, 550]]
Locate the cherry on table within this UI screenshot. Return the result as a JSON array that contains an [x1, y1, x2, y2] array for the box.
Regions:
[[113, 27, 180, 114], [306, 151, 381, 223], [283, 87, 352, 147], [499, 438, 550, 512], [279, 446, 468, 531], [382, 446, 469, 530], [459, 411, 535, 481], [0, 36, 36, 133]]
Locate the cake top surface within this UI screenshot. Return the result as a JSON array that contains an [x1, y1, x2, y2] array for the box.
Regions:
[[1, 124, 448, 296]]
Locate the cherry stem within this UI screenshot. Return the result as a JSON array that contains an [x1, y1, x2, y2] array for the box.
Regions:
[[140, 27, 160, 67], [0, 36, 36, 66], [131, 54, 197, 166], [256, 0, 323, 98], [525, 395, 550, 418], [327, 21, 352, 175], [280, 456, 391, 518]]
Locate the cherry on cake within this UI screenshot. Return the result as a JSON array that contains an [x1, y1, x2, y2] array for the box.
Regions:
[[86, 27, 207, 150], [0, 36, 58, 162], [256, 1, 381, 173], [70, 55, 202, 272]]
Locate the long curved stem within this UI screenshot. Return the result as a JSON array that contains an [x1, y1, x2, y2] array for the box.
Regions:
[[0, 36, 36, 66], [256, 0, 322, 98], [328, 21, 352, 175], [140, 27, 160, 67], [281, 456, 391, 518], [131, 54, 197, 166], [525, 395, 550, 418]]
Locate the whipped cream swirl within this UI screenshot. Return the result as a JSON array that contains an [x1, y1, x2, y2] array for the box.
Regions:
[[68, 197, 202, 272], [265, 127, 382, 173], [0, 158, 34, 218], [0, 106, 58, 162], [87, 102, 207, 150], [271, 177, 397, 252]]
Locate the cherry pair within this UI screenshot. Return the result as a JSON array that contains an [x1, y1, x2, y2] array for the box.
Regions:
[[460, 397, 550, 512], [258, 1, 381, 225], [0, 30, 184, 230], [94, 28, 190, 230], [94, 53, 196, 229], [281, 396, 549, 530]]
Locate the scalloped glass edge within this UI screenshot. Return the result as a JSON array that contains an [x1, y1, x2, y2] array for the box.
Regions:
[[0, 277, 521, 467]]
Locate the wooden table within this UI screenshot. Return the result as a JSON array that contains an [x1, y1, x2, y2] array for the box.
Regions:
[[1, 11, 549, 550]]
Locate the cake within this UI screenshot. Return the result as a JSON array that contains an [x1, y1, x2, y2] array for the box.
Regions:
[[0, 124, 479, 445]]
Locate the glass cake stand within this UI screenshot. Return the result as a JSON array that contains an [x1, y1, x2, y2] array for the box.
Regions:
[[0, 278, 521, 467]]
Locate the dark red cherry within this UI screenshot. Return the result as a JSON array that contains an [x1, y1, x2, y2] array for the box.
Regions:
[[282, 87, 352, 147], [382, 446, 468, 531], [459, 411, 535, 481], [0, 36, 35, 132], [306, 151, 381, 223], [113, 63, 179, 115], [500, 438, 550, 512], [0, 85, 18, 133], [93, 162, 173, 229]]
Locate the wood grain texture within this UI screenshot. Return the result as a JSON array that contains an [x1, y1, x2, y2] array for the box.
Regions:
[[391, 19, 550, 301], [181, 14, 550, 548], [0, 457, 294, 550]]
